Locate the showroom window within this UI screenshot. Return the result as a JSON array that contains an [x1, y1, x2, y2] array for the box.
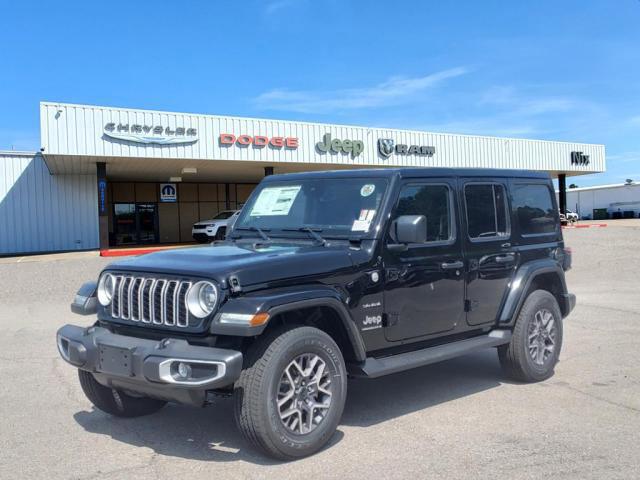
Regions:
[[464, 183, 509, 240]]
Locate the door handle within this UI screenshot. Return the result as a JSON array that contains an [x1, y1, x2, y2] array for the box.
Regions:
[[441, 260, 464, 270], [495, 254, 515, 264]]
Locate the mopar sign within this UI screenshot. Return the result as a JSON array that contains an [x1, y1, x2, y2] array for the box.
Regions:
[[160, 183, 177, 202]]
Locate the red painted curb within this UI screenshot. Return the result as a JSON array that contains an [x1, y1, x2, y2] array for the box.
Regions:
[[562, 223, 607, 229], [100, 248, 164, 257]]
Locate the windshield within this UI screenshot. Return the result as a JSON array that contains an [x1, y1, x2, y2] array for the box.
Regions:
[[233, 177, 389, 238], [214, 211, 236, 220]]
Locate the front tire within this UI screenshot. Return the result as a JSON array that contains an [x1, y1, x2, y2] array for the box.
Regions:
[[78, 370, 166, 417], [234, 325, 347, 460], [498, 290, 563, 382]]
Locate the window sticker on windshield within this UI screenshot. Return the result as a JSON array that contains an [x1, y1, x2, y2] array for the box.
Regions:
[[250, 186, 301, 216], [352, 209, 376, 232], [360, 184, 376, 197]]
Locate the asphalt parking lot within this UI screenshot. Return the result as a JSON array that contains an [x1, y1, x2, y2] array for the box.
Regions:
[[1, 223, 639, 480]]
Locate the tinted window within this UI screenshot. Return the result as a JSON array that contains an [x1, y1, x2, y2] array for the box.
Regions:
[[513, 184, 556, 235], [464, 184, 509, 239], [395, 184, 452, 242], [214, 211, 235, 220]]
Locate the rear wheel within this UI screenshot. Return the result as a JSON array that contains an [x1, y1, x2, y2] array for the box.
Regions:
[[498, 290, 563, 382], [234, 325, 347, 460], [78, 370, 166, 417]]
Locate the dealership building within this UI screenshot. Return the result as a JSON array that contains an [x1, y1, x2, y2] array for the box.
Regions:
[[0, 102, 605, 256]]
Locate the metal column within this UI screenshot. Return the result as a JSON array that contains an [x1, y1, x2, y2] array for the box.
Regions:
[[558, 173, 567, 214], [96, 162, 109, 250]]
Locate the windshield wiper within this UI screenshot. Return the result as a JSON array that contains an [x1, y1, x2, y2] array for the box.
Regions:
[[232, 226, 271, 241], [283, 227, 327, 246]]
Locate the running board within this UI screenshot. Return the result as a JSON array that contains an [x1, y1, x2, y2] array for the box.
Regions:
[[349, 330, 512, 378]]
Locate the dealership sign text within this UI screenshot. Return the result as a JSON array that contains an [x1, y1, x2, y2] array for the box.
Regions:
[[219, 134, 298, 149], [316, 133, 364, 157], [378, 138, 435, 158], [104, 123, 198, 145]]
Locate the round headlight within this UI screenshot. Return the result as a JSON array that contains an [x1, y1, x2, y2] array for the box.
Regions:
[[97, 273, 115, 306], [187, 281, 218, 318]]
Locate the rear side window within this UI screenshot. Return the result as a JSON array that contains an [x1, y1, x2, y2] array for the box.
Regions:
[[395, 184, 453, 243], [464, 184, 509, 240], [512, 184, 557, 235]]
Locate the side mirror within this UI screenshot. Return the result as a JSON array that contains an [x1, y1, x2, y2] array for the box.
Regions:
[[387, 215, 427, 252]]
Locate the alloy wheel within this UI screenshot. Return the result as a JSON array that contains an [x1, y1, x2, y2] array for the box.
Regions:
[[528, 309, 557, 366], [276, 353, 333, 434]]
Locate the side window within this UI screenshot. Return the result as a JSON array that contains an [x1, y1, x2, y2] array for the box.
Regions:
[[395, 184, 453, 243], [512, 184, 557, 235], [464, 183, 509, 240]]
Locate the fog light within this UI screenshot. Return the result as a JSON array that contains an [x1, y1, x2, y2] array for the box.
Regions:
[[177, 362, 192, 379]]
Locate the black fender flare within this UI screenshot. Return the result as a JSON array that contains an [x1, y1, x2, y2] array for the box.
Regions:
[[210, 286, 367, 362], [498, 259, 570, 325]]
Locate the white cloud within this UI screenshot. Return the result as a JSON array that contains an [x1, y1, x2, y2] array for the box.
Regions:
[[254, 67, 469, 113], [265, 0, 296, 15], [480, 86, 578, 115]]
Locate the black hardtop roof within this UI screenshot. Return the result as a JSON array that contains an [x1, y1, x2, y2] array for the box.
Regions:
[[263, 167, 550, 182]]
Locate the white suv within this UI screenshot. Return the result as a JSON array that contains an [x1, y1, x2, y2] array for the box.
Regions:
[[192, 210, 240, 243]]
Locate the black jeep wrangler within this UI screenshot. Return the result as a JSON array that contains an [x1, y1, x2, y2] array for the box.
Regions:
[[57, 168, 574, 459]]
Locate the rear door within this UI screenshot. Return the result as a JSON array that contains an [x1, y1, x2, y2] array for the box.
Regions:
[[383, 179, 466, 341], [461, 180, 517, 326]]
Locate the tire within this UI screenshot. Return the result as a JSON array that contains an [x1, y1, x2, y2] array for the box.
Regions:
[[215, 227, 227, 241], [498, 290, 563, 382], [234, 325, 347, 460], [78, 370, 166, 418]]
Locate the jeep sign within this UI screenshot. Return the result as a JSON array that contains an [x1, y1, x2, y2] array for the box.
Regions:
[[316, 133, 364, 157]]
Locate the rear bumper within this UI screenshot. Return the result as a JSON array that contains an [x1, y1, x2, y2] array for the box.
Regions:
[[56, 324, 242, 407], [562, 293, 576, 317]]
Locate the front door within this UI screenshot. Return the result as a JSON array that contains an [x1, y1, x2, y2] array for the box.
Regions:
[[383, 180, 466, 342], [113, 203, 158, 246], [461, 180, 517, 326]]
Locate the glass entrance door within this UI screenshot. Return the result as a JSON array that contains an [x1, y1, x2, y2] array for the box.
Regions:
[[137, 204, 158, 244], [113, 203, 158, 246]]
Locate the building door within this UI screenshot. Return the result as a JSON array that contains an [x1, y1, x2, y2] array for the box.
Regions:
[[136, 203, 158, 244], [113, 203, 158, 246]]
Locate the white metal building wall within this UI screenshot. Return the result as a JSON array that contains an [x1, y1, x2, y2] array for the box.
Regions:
[[40, 102, 605, 174], [566, 184, 640, 218], [0, 152, 99, 255]]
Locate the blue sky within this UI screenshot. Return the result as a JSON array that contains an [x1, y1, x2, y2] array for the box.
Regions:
[[1, 0, 639, 186]]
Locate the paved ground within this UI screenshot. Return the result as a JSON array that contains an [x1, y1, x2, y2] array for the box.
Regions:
[[1, 226, 639, 480]]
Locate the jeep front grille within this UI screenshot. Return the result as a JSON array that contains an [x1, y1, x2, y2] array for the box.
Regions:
[[110, 275, 192, 328]]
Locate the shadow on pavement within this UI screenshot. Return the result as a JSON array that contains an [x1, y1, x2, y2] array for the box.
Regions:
[[73, 349, 504, 463]]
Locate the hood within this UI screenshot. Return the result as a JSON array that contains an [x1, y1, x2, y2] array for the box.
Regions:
[[104, 242, 358, 288], [195, 219, 221, 226]]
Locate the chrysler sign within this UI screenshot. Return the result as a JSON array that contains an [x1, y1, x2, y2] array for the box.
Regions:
[[378, 138, 435, 158], [104, 123, 198, 145]]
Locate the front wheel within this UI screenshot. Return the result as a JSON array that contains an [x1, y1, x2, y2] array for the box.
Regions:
[[234, 325, 347, 460], [498, 290, 563, 382]]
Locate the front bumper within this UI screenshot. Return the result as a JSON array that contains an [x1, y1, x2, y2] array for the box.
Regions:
[[56, 324, 242, 407]]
